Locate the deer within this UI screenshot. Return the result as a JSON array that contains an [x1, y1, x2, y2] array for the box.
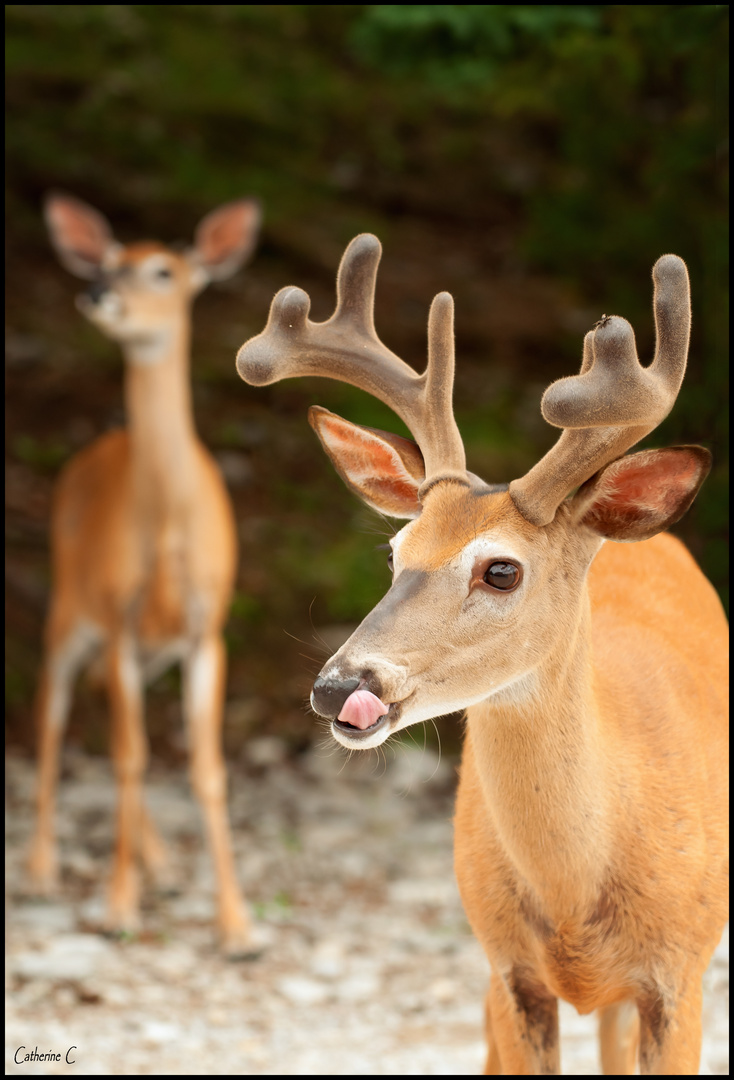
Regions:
[[235, 235, 728, 1072], [27, 193, 261, 957]]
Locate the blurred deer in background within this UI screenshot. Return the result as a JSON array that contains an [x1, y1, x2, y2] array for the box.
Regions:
[[236, 236, 728, 1071], [28, 194, 260, 956]]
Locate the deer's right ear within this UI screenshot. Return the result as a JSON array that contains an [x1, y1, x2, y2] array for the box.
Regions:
[[44, 193, 117, 279], [308, 406, 425, 519]]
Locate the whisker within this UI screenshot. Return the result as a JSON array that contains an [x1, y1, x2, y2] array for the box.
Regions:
[[307, 596, 335, 656], [283, 626, 329, 656], [298, 652, 322, 665]]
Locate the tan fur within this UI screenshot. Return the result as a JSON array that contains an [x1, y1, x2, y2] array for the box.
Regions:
[[399, 481, 520, 570], [28, 197, 259, 954]]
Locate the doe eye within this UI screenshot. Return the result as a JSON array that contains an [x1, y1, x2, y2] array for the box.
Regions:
[[155, 267, 172, 279], [483, 561, 521, 591], [387, 550, 394, 573]]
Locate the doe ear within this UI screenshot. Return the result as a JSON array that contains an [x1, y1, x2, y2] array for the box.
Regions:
[[308, 406, 425, 519], [571, 446, 712, 542], [44, 192, 116, 279], [188, 198, 261, 288]]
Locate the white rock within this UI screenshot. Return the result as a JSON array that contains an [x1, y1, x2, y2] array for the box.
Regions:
[[429, 977, 458, 1003], [337, 973, 381, 1002], [309, 939, 346, 979], [168, 894, 215, 922], [12, 903, 76, 933], [276, 975, 330, 1006], [59, 780, 115, 813], [387, 877, 459, 906], [140, 1019, 182, 1046], [246, 736, 287, 767], [64, 849, 99, 880], [78, 895, 107, 927], [12, 933, 111, 981]]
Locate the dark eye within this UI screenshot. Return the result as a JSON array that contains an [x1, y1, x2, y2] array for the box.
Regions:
[[155, 267, 172, 279], [376, 542, 394, 572], [483, 561, 521, 591]]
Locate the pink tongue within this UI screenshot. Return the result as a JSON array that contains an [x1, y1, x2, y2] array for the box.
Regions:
[[337, 689, 388, 730]]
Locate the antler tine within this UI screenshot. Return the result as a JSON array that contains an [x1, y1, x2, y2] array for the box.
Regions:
[[420, 291, 466, 477], [236, 234, 466, 481], [649, 253, 691, 385], [510, 254, 691, 526], [332, 230, 381, 335]]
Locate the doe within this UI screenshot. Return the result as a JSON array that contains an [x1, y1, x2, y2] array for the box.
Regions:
[[28, 194, 260, 955], [236, 235, 728, 1071]]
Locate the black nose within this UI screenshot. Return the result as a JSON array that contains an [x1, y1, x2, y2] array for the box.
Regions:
[[86, 278, 109, 304], [311, 676, 360, 719]]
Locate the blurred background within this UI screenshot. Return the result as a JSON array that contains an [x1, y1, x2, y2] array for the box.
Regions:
[[6, 5, 729, 761]]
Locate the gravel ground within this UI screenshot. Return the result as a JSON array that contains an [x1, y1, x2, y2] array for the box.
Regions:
[[5, 740, 729, 1075]]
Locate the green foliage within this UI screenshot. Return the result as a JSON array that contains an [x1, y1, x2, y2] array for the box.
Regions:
[[229, 590, 265, 626], [5, 665, 31, 709], [263, 513, 390, 625], [5, 2, 729, 654], [252, 890, 294, 921], [6, 5, 362, 224], [352, 5, 601, 88], [13, 434, 70, 473]]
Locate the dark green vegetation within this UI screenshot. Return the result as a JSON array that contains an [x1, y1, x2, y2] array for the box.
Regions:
[[6, 6, 728, 756]]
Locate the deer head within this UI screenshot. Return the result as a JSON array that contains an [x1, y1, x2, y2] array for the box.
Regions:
[[236, 237, 710, 749], [44, 193, 261, 355]]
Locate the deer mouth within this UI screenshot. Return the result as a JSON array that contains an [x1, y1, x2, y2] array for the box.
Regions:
[[332, 708, 392, 742], [331, 694, 407, 748]]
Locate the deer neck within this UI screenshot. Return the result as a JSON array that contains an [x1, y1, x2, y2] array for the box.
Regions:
[[466, 594, 612, 913], [122, 317, 198, 521]]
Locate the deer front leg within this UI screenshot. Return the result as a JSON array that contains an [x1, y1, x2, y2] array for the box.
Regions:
[[482, 985, 502, 1074], [27, 665, 70, 891], [184, 633, 253, 957], [139, 802, 174, 890], [487, 970, 560, 1075], [638, 980, 703, 1075], [107, 632, 147, 931], [28, 622, 91, 891], [599, 1000, 639, 1074]]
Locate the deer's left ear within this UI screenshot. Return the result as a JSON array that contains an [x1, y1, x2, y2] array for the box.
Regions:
[[187, 198, 261, 290], [570, 446, 712, 541], [309, 406, 425, 519]]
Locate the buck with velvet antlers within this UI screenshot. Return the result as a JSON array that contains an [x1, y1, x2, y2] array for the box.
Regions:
[[28, 195, 260, 956], [237, 236, 728, 1073]]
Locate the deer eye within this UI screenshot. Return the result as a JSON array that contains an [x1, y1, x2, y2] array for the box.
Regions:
[[483, 561, 521, 591], [375, 543, 394, 572], [155, 266, 173, 279]]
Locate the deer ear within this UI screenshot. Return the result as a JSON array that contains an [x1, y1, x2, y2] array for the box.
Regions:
[[571, 446, 711, 542], [308, 406, 425, 519], [44, 192, 117, 279], [188, 198, 261, 288]]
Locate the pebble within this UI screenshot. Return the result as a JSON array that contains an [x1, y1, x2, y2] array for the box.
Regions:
[[276, 976, 330, 1007], [12, 933, 112, 981], [12, 903, 76, 934]]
